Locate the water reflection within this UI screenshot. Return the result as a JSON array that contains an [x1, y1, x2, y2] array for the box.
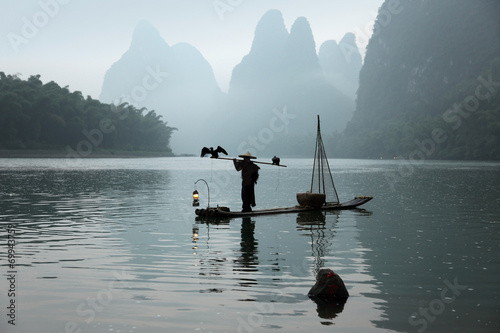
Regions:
[[192, 209, 382, 328], [355, 164, 500, 332], [0, 169, 170, 223], [296, 211, 330, 275], [0, 169, 171, 269], [296, 211, 349, 321], [235, 217, 258, 273], [309, 295, 347, 321], [0, 159, 398, 332]]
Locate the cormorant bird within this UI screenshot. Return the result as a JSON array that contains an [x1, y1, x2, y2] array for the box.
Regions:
[[272, 156, 280, 165], [201, 146, 228, 158]]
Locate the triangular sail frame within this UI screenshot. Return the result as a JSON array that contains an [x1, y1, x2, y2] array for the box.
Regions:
[[310, 115, 339, 204]]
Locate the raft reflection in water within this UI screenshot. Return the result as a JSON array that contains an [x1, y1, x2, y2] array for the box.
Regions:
[[194, 209, 375, 325]]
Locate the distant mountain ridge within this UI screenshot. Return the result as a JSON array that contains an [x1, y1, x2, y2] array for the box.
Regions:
[[319, 33, 362, 100], [100, 20, 221, 153], [220, 9, 360, 156], [100, 15, 363, 156]]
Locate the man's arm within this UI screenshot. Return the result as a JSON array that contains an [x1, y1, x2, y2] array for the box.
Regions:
[[233, 159, 242, 171]]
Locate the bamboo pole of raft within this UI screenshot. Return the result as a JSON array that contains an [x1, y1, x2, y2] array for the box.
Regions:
[[215, 156, 287, 167]]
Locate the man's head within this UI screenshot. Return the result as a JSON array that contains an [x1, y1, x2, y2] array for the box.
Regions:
[[238, 151, 257, 160]]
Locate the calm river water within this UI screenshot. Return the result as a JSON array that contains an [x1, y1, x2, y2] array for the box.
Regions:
[[0, 157, 499, 333]]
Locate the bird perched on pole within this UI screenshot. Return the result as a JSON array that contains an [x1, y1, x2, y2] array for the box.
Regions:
[[272, 156, 280, 165], [200, 146, 228, 158]]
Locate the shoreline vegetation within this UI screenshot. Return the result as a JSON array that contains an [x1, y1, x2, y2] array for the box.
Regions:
[[0, 73, 176, 156]]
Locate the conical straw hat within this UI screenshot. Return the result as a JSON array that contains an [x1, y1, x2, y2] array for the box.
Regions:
[[238, 151, 257, 159]]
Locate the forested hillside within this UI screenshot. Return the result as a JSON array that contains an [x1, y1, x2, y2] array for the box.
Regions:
[[0, 73, 175, 154], [338, 0, 500, 160]]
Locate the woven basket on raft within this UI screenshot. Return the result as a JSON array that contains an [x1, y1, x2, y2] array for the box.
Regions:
[[296, 192, 326, 208]]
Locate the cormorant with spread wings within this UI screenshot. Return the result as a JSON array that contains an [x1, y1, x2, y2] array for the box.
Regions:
[[200, 146, 228, 158]]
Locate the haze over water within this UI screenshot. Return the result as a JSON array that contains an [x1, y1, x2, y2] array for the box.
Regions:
[[0, 157, 498, 332]]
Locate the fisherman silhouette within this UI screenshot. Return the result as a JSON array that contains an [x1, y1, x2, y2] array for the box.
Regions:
[[233, 152, 260, 212]]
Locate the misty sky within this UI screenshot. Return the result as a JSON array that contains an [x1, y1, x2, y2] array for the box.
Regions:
[[2, 0, 384, 99]]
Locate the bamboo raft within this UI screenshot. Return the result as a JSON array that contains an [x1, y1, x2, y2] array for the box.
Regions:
[[194, 196, 373, 218]]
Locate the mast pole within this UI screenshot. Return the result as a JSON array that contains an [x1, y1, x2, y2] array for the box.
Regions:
[[318, 114, 340, 203], [317, 116, 324, 195], [310, 126, 319, 192], [320, 135, 326, 195]]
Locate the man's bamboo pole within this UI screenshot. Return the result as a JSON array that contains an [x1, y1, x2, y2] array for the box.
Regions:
[[215, 156, 287, 167]]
